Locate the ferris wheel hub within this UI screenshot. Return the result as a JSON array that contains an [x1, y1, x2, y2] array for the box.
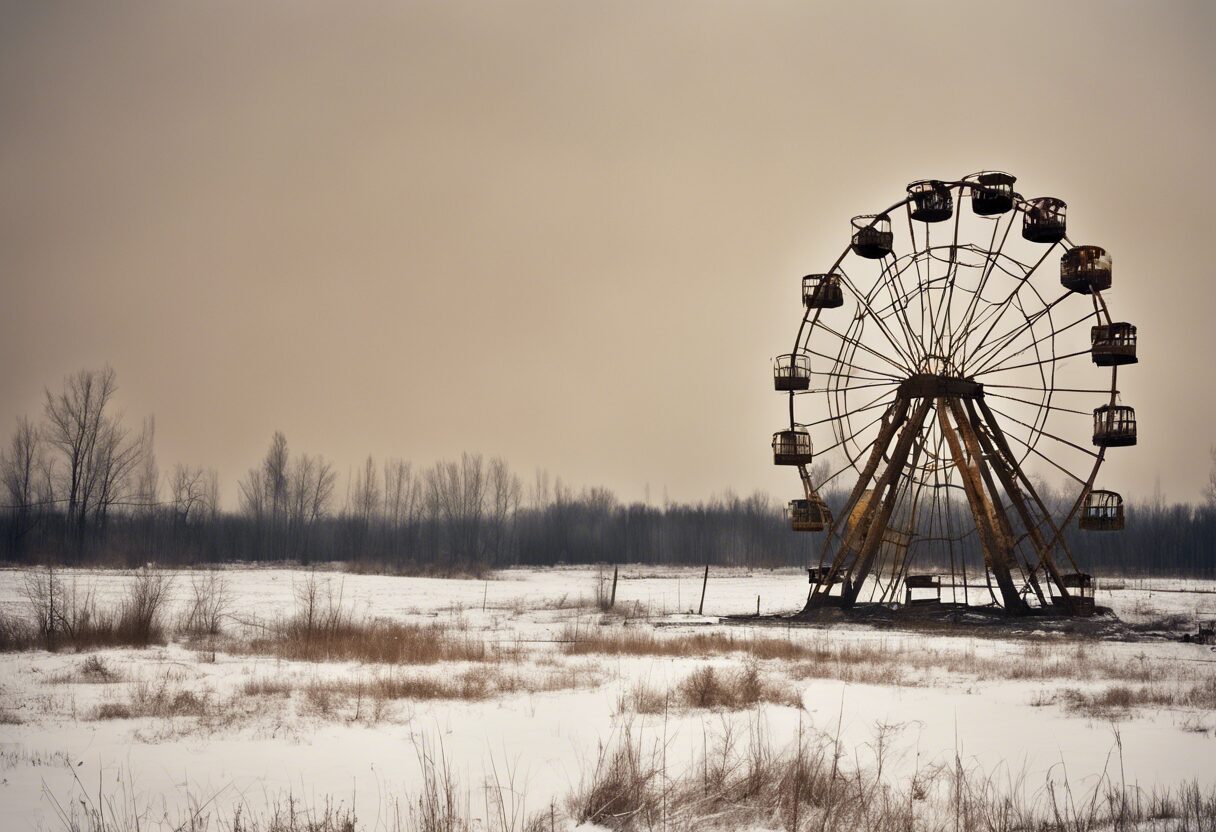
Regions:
[[897, 374, 983, 400]]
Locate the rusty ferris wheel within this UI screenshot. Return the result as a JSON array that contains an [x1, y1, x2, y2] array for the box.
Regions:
[[773, 172, 1137, 617]]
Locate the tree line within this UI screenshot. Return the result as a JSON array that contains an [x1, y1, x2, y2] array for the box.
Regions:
[[2, 367, 1214, 576]]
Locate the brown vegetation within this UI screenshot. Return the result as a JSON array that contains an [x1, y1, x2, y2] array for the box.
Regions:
[[1060, 676, 1216, 718], [92, 673, 213, 721], [11, 567, 172, 651]]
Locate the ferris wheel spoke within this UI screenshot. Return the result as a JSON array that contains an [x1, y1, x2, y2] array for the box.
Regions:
[[974, 348, 1093, 376], [813, 321, 914, 376], [833, 272, 920, 371], [967, 290, 1075, 374], [959, 242, 1061, 373], [984, 391, 1091, 416], [971, 309, 1098, 377], [993, 423, 1090, 485], [983, 404, 1099, 459], [877, 254, 927, 361], [797, 379, 900, 396], [905, 205, 931, 360], [951, 211, 1015, 360], [800, 387, 895, 428], [803, 341, 904, 382], [984, 382, 1115, 395], [814, 408, 888, 460], [927, 183, 969, 359]]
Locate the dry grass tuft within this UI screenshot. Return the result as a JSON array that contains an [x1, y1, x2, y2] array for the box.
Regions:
[[240, 618, 490, 665], [676, 663, 802, 711], [51, 655, 122, 684], [562, 626, 816, 661], [241, 677, 295, 697], [1060, 676, 1216, 718], [617, 682, 669, 716], [234, 572, 494, 665], [573, 726, 664, 829], [91, 673, 214, 721]]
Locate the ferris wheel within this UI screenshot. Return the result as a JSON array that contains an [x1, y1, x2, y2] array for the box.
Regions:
[[772, 172, 1137, 617]]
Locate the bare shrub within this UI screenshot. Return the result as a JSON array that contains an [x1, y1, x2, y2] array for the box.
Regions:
[[617, 682, 668, 716], [51, 655, 121, 684], [675, 663, 800, 711], [180, 570, 230, 636], [115, 570, 173, 645], [17, 567, 171, 651], [21, 566, 98, 648], [0, 608, 36, 651]]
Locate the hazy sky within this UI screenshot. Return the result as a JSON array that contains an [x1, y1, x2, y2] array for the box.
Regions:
[[2, 1, 1214, 507]]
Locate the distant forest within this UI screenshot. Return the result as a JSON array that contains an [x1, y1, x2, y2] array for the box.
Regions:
[[3, 367, 1215, 577]]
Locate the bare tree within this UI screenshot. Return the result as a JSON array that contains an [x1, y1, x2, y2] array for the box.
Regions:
[[1, 417, 46, 553], [43, 367, 118, 539], [86, 411, 145, 531], [169, 464, 210, 526], [41, 366, 145, 545], [239, 431, 292, 558], [425, 453, 487, 568], [383, 459, 416, 530], [1205, 446, 1216, 508], [287, 453, 336, 560], [350, 455, 381, 525], [133, 416, 159, 516], [487, 457, 522, 565]]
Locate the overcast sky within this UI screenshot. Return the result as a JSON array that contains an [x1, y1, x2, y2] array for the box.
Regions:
[[2, 1, 1214, 507]]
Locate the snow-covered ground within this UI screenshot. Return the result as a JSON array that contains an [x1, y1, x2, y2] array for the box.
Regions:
[[0, 565, 1213, 829]]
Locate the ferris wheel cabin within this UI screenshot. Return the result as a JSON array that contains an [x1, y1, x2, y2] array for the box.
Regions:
[[1061, 246, 1112, 294], [1093, 404, 1137, 447], [788, 497, 832, 532], [773, 353, 811, 391], [1022, 197, 1067, 243], [907, 180, 954, 223], [802, 274, 844, 308], [1080, 489, 1125, 531], [850, 214, 893, 259], [772, 429, 813, 465], [1091, 322, 1138, 366], [969, 171, 1017, 215]]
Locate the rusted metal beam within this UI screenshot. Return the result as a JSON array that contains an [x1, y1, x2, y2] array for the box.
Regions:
[[840, 397, 933, 607], [806, 397, 910, 608], [937, 398, 1029, 614]]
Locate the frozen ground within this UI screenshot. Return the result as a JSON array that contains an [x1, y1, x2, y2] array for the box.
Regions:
[[0, 565, 1214, 829]]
